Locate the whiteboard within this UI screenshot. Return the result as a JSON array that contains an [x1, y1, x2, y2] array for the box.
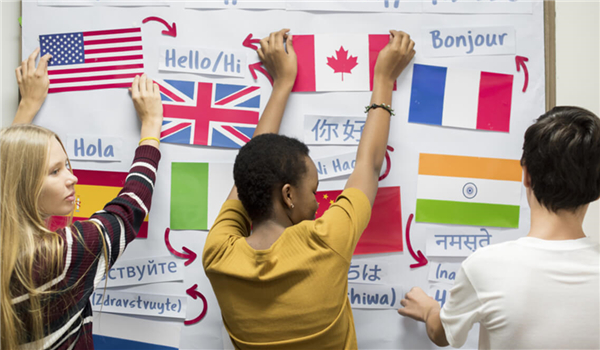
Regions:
[[22, 1, 545, 348]]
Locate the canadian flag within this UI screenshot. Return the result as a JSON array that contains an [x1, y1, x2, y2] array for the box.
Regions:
[[292, 34, 393, 92]]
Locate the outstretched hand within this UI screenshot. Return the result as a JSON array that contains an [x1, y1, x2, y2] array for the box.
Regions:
[[13, 48, 52, 124], [374, 30, 416, 87], [257, 28, 297, 90], [130, 74, 163, 148]]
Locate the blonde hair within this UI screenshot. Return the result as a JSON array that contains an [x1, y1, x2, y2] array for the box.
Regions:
[[1, 124, 107, 349]]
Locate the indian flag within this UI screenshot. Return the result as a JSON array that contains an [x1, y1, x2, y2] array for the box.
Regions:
[[416, 153, 522, 228], [170, 162, 233, 231]]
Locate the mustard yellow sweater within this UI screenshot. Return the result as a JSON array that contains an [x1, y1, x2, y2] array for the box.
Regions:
[[203, 188, 371, 350]]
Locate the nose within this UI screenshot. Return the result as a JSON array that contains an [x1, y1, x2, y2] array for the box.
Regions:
[[68, 173, 78, 186]]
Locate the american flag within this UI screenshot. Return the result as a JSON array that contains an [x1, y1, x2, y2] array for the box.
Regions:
[[40, 27, 144, 94], [157, 79, 260, 149]]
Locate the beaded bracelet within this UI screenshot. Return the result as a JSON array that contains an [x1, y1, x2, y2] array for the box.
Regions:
[[365, 103, 395, 116], [139, 137, 160, 146]]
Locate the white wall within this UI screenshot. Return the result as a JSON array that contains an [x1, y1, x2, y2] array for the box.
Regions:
[[555, 0, 600, 243], [1, 1, 599, 242]]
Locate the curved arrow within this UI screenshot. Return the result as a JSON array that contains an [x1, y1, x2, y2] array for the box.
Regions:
[[406, 213, 428, 269], [164, 228, 197, 266], [243, 33, 260, 51], [142, 16, 177, 37], [248, 62, 273, 85], [515, 55, 529, 93], [379, 145, 395, 181], [184, 284, 208, 326]]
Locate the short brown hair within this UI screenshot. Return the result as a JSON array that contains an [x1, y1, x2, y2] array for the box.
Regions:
[[521, 106, 600, 212]]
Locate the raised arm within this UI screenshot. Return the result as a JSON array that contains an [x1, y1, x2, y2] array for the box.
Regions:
[[227, 28, 297, 200], [13, 48, 52, 125], [344, 31, 415, 205]]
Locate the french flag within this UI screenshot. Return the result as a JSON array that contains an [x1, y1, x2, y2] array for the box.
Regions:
[[292, 34, 393, 92], [409, 64, 513, 132]]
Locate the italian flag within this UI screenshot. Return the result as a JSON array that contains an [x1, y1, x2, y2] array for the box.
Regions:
[[416, 153, 522, 228], [50, 169, 149, 238], [292, 34, 394, 92], [170, 162, 233, 231]]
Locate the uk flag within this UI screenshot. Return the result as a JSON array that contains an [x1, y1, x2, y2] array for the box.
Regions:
[[157, 79, 260, 148]]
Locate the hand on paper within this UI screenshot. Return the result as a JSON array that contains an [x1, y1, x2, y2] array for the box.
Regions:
[[130, 74, 163, 148], [374, 30, 416, 87], [257, 28, 297, 90], [13, 48, 52, 125], [397, 287, 440, 322]]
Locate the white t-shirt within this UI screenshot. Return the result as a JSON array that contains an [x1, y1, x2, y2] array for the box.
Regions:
[[440, 237, 600, 349]]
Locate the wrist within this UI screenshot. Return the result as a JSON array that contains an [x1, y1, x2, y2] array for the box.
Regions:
[[273, 79, 295, 92], [373, 76, 395, 90]]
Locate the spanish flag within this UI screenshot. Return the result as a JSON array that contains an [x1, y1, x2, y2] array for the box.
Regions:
[[50, 169, 149, 238], [315, 186, 402, 255], [416, 153, 522, 228]]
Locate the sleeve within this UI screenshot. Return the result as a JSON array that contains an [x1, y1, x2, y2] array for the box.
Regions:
[[202, 200, 251, 269], [439, 265, 485, 348], [311, 188, 371, 262], [58, 145, 160, 297]]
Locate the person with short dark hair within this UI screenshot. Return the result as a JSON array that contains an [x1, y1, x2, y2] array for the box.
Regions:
[[397, 106, 600, 349], [202, 29, 415, 349]]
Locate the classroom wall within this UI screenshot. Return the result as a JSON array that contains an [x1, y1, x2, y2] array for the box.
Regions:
[[3, 0, 599, 243]]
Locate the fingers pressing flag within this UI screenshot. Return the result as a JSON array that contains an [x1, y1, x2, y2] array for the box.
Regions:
[[157, 79, 260, 149], [40, 27, 144, 94], [292, 34, 395, 92], [49, 169, 149, 238], [416, 153, 522, 228], [316, 186, 403, 255], [409, 64, 514, 132]]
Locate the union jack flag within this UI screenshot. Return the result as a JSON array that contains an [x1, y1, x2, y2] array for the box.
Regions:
[[157, 79, 260, 149]]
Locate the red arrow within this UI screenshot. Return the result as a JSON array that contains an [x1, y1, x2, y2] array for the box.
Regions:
[[243, 33, 260, 51], [379, 145, 395, 181], [142, 16, 177, 37], [164, 228, 197, 266], [184, 284, 208, 326], [248, 62, 273, 85], [515, 55, 529, 93], [406, 213, 428, 269]]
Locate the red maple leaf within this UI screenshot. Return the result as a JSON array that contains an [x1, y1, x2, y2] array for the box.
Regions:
[[326, 46, 358, 81]]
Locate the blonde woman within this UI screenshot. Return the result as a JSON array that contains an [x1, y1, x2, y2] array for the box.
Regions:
[[1, 49, 163, 349]]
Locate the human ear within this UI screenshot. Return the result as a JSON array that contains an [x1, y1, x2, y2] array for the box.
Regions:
[[281, 184, 294, 209], [522, 166, 531, 189]]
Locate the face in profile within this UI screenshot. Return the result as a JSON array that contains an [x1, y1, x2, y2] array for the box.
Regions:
[[289, 156, 320, 224], [38, 137, 78, 217]]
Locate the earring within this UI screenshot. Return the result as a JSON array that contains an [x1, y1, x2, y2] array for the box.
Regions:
[[291, 204, 295, 209]]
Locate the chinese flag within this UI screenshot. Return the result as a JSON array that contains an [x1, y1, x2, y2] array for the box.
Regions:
[[316, 186, 403, 255], [48, 169, 149, 239]]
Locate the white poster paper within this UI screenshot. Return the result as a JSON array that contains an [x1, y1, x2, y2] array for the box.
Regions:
[[185, 0, 285, 10], [159, 46, 246, 78], [426, 228, 492, 257], [428, 262, 461, 284], [314, 152, 357, 180], [101, 256, 184, 288], [304, 115, 365, 145], [348, 259, 390, 285], [91, 290, 187, 319], [422, 0, 533, 14], [348, 283, 402, 309], [38, 0, 94, 6], [428, 282, 453, 308], [38, 0, 169, 5], [286, 0, 422, 13], [66, 135, 123, 162], [422, 26, 516, 57]]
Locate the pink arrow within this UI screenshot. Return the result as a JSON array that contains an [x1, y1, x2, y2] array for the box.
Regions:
[[515, 55, 529, 93], [164, 228, 197, 266], [379, 145, 394, 181], [243, 33, 260, 51], [406, 213, 428, 269], [142, 16, 177, 37], [248, 62, 273, 85], [184, 284, 208, 326]]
